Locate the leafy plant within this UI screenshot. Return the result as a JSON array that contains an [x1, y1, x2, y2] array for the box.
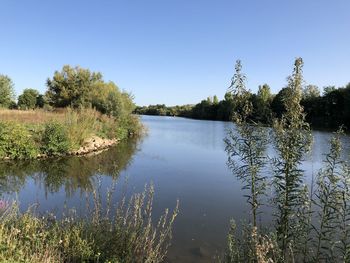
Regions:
[[225, 60, 268, 230], [271, 58, 312, 256], [41, 122, 70, 156], [313, 130, 345, 262], [0, 122, 38, 159]]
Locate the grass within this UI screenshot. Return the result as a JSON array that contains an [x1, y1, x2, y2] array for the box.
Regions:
[[0, 184, 178, 263], [0, 108, 142, 159], [0, 109, 65, 124]]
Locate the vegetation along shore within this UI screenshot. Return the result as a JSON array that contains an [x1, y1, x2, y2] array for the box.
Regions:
[[135, 79, 350, 131], [0, 66, 142, 160]]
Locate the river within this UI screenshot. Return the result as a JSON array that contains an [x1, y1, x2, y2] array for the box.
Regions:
[[1, 115, 349, 262]]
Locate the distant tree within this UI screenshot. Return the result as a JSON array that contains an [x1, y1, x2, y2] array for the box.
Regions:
[[271, 87, 290, 118], [257, 84, 272, 103], [213, 95, 219, 104], [323, 86, 336, 96], [252, 84, 273, 123], [303, 85, 320, 100], [36, 94, 47, 108], [17, 89, 40, 110], [0, 75, 15, 108]]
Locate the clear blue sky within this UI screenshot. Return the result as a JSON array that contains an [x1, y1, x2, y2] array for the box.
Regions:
[[1, 0, 349, 106]]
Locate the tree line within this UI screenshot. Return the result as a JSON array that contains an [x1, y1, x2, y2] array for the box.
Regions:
[[0, 65, 135, 120], [135, 81, 350, 130]]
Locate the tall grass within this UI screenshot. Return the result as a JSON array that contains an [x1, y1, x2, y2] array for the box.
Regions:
[[0, 183, 178, 263], [63, 108, 101, 149]]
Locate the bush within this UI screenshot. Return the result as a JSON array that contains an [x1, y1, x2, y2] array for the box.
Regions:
[[41, 122, 70, 156], [0, 122, 38, 159]]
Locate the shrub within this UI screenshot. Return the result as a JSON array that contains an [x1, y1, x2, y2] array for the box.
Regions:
[[41, 122, 70, 156], [0, 122, 38, 159]]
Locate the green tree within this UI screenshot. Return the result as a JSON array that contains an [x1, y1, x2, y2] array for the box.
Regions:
[[17, 89, 40, 110], [46, 65, 104, 108], [257, 84, 272, 103], [323, 86, 336, 96], [303, 85, 320, 100], [0, 75, 15, 108], [36, 94, 47, 108], [271, 87, 289, 118], [213, 95, 219, 104], [253, 84, 273, 123]]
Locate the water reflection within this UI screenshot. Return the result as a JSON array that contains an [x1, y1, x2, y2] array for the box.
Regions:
[[1, 116, 350, 263], [0, 139, 139, 197]]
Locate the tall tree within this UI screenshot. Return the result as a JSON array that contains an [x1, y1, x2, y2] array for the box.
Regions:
[[0, 75, 15, 108], [46, 65, 104, 108]]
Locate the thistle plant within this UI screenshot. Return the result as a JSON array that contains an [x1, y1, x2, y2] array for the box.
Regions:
[[271, 57, 312, 256]]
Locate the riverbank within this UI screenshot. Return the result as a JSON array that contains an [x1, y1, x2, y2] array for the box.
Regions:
[[0, 108, 142, 160]]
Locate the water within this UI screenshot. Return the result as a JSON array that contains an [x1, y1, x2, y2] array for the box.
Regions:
[[1, 115, 350, 262]]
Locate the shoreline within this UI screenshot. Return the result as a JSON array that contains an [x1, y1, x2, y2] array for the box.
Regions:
[[1, 136, 120, 161]]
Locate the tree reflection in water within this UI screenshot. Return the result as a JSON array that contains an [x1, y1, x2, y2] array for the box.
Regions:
[[0, 138, 140, 197]]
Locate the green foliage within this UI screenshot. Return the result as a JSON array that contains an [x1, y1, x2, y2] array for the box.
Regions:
[[272, 58, 312, 256], [0, 75, 15, 108], [46, 65, 104, 108], [271, 87, 289, 118], [252, 84, 273, 123], [17, 88, 40, 110], [0, 122, 38, 159], [135, 79, 350, 131], [0, 184, 178, 263], [46, 66, 136, 119], [303, 85, 320, 100], [35, 94, 47, 108], [41, 122, 70, 156], [225, 60, 268, 229], [312, 130, 350, 262], [223, 59, 350, 263], [338, 160, 350, 262]]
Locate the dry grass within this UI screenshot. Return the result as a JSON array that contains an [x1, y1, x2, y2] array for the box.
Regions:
[[0, 109, 65, 124]]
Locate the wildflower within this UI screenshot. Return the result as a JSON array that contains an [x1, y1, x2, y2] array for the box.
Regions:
[[0, 199, 9, 210]]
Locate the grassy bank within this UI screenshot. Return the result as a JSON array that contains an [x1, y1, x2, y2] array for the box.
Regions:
[[0, 108, 142, 160], [0, 185, 178, 263]]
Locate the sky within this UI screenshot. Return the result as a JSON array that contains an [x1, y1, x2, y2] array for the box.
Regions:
[[1, 0, 349, 106]]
